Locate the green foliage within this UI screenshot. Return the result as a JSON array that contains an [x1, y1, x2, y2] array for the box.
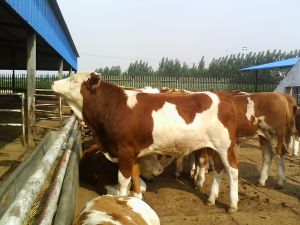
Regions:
[[126, 60, 154, 76], [95, 66, 121, 76], [95, 49, 300, 83]]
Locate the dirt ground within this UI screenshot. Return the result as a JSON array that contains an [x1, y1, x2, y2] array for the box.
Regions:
[[76, 138, 300, 225]]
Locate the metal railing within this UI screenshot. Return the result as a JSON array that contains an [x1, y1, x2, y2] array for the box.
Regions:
[[0, 93, 25, 145], [33, 89, 70, 141]]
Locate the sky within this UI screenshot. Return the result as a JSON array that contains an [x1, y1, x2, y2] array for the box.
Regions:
[[58, 0, 300, 71]]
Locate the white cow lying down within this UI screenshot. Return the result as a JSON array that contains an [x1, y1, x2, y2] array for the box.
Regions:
[[73, 195, 160, 225]]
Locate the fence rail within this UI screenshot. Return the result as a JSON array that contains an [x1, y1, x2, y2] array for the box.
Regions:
[[0, 74, 278, 92], [0, 93, 25, 145], [102, 75, 278, 92]]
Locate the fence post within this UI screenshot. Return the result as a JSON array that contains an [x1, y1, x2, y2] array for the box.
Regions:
[[132, 76, 135, 87]]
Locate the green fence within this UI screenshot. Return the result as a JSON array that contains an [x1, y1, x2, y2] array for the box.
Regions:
[[0, 74, 66, 93], [102, 75, 278, 92], [0, 74, 278, 93]]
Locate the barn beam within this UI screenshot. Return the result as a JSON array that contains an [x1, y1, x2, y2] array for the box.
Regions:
[[26, 30, 36, 149]]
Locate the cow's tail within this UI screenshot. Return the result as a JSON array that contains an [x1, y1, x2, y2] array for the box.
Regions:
[[285, 102, 297, 153]]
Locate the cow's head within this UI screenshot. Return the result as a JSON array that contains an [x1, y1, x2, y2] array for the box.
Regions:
[[51, 72, 101, 119], [139, 154, 164, 180]]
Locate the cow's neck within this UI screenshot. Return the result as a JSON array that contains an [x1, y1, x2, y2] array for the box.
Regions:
[[68, 102, 83, 120], [82, 81, 127, 133]]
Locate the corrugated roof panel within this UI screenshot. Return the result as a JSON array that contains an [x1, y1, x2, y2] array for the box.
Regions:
[[5, 0, 78, 71], [240, 57, 300, 72]]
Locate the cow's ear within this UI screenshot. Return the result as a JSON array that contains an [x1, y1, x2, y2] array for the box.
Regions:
[[87, 72, 101, 91]]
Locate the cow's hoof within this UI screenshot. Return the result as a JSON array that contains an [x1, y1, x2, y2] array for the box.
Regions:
[[256, 182, 265, 188], [228, 207, 238, 213], [206, 200, 215, 206], [194, 185, 200, 190], [133, 192, 143, 199]]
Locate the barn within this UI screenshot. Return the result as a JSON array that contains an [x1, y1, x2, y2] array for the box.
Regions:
[[0, 0, 79, 148], [0, 1, 81, 224]]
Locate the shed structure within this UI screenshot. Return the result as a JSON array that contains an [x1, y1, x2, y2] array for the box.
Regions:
[[275, 60, 300, 105], [0, 0, 79, 149], [240, 57, 300, 92]]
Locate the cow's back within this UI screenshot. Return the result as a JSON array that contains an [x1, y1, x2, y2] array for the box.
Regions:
[[74, 195, 160, 225]]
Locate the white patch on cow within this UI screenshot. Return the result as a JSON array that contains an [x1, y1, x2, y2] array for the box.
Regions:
[[68, 102, 83, 120], [139, 177, 147, 192], [208, 170, 224, 205], [259, 139, 273, 186], [139, 92, 231, 158], [85, 197, 97, 210], [141, 87, 160, 94], [274, 155, 285, 187], [127, 198, 160, 225], [133, 192, 143, 199], [228, 167, 239, 210], [118, 171, 131, 196], [246, 97, 255, 121], [125, 215, 132, 221], [103, 152, 119, 163], [82, 210, 122, 225], [290, 136, 299, 156], [124, 90, 138, 109]]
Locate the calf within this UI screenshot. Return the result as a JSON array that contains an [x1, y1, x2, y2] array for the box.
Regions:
[[80, 144, 164, 195], [52, 72, 239, 212], [74, 195, 160, 225]]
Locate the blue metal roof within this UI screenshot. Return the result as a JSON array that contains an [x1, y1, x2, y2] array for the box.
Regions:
[[240, 57, 300, 72], [4, 0, 78, 71]]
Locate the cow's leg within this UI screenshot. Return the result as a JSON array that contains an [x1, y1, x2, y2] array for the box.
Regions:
[[194, 149, 210, 188], [208, 145, 239, 212], [258, 136, 273, 186], [118, 154, 135, 197], [190, 155, 196, 178], [289, 136, 294, 150], [131, 162, 143, 199], [274, 138, 286, 188], [225, 145, 239, 213], [207, 151, 225, 206], [292, 136, 299, 156], [274, 154, 285, 188], [175, 156, 184, 177]]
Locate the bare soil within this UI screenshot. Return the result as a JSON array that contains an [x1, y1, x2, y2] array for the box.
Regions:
[[76, 138, 300, 225]]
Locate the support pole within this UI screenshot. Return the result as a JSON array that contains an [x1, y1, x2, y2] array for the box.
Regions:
[[58, 59, 63, 127], [11, 49, 16, 92], [58, 58, 63, 79], [26, 31, 36, 150], [69, 67, 72, 77], [255, 70, 258, 92]]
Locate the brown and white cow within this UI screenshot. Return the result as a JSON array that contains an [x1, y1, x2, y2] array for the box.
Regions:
[[192, 92, 297, 189], [52, 72, 239, 212], [74, 195, 160, 225]]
